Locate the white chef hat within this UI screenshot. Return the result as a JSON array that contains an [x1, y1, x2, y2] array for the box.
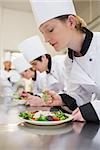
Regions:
[[18, 35, 47, 62], [13, 55, 32, 73], [4, 52, 11, 61], [30, 0, 76, 27]]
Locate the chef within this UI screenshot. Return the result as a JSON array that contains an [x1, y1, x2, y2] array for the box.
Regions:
[[13, 55, 46, 95], [30, 0, 100, 122], [0, 52, 21, 95], [18, 35, 68, 94]]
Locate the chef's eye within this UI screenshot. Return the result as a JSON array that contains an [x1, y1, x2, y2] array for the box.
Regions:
[[48, 28, 54, 32], [24, 70, 28, 72]]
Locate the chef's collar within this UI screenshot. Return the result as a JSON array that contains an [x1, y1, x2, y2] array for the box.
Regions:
[[68, 27, 93, 60], [4, 68, 11, 71], [46, 55, 52, 74]]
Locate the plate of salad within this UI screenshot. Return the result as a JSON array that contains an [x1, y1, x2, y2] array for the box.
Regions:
[[19, 110, 73, 125], [13, 92, 28, 105]]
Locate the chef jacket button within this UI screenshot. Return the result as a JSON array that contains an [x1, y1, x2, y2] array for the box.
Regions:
[[89, 58, 92, 61]]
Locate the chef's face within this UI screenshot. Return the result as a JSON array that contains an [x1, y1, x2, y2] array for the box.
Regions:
[[39, 17, 73, 51], [3, 61, 11, 70], [21, 69, 33, 79], [30, 56, 48, 73]]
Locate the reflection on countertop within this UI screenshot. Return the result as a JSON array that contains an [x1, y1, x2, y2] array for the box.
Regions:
[[0, 96, 100, 150]]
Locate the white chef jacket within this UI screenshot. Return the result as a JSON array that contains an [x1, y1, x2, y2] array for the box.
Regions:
[[32, 55, 68, 95], [65, 30, 100, 121], [32, 71, 46, 94], [0, 69, 12, 79], [0, 68, 21, 94]]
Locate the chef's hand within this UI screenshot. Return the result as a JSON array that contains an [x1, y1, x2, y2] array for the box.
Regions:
[[72, 107, 85, 122], [45, 90, 63, 106], [26, 90, 63, 107], [19, 90, 30, 98], [26, 93, 54, 106], [26, 95, 46, 106]]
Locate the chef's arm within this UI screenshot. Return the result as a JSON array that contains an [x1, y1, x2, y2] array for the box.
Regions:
[[79, 101, 100, 122], [59, 93, 78, 111], [58, 84, 93, 111]]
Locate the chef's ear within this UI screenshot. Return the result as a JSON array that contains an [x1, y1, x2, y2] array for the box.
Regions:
[[67, 15, 76, 29]]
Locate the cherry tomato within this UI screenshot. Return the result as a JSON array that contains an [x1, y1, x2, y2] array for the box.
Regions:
[[52, 116, 60, 121]]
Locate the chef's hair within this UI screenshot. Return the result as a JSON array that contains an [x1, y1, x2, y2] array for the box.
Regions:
[[34, 54, 51, 62], [56, 15, 87, 32]]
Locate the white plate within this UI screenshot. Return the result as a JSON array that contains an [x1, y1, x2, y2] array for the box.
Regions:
[[13, 99, 27, 105], [20, 114, 73, 126]]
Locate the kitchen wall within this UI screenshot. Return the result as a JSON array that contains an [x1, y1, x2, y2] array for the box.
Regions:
[[0, 7, 36, 51], [0, 5, 65, 68], [0, 0, 100, 67]]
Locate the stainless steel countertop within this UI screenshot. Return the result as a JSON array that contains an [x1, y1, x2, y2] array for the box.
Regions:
[[0, 96, 100, 150]]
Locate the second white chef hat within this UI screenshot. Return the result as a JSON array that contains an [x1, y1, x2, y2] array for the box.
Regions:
[[18, 35, 47, 62], [13, 55, 32, 73]]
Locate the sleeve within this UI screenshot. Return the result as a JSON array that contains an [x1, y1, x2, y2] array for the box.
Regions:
[[91, 100, 100, 120], [79, 101, 99, 122], [66, 82, 100, 122], [59, 93, 77, 111], [61, 83, 93, 105], [59, 83, 95, 112], [60, 82, 100, 122]]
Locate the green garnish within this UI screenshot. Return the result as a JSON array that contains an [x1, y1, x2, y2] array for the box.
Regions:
[[41, 91, 48, 102], [19, 112, 34, 119]]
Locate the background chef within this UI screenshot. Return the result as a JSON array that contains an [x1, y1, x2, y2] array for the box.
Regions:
[[19, 35, 67, 93], [13, 54, 47, 95], [0, 52, 21, 95]]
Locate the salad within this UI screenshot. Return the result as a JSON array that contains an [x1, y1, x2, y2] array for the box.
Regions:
[[13, 91, 28, 100], [19, 110, 69, 121]]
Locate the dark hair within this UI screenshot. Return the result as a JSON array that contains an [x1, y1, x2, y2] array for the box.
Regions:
[[34, 54, 51, 61], [30, 67, 35, 71]]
